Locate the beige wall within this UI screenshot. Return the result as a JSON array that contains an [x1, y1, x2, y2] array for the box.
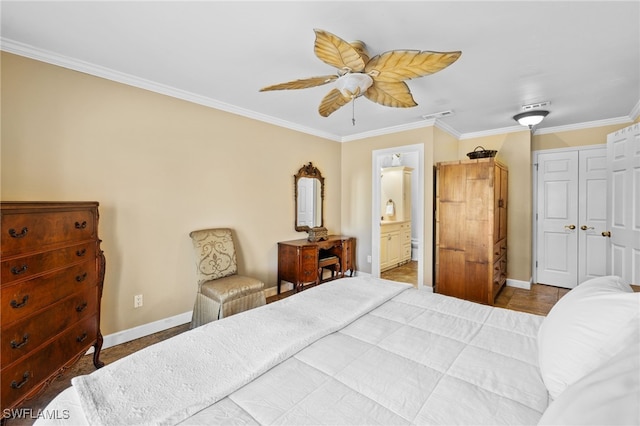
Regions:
[[2, 52, 637, 335], [341, 127, 436, 285], [1, 53, 342, 334], [340, 125, 464, 288], [532, 124, 629, 151], [458, 131, 532, 282], [340, 127, 533, 286]]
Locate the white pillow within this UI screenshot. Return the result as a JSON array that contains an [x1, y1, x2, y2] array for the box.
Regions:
[[573, 274, 633, 293], [537, 275, 639, 399], [538, 333, 640, 425]]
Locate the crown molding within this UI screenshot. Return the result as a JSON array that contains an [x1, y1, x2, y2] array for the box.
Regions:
[[459, 125, 526, 140], [3, 38, 637, 144], [629, 99, 640, 121], [434, 120, 461, 140], [340, 118, 462, 142], [1, 38, 343, 142], [534, 115, 633, 135], [340, 120, 435, 142]]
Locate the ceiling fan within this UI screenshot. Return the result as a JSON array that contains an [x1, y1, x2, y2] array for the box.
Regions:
[[260, 29, 461, 122]]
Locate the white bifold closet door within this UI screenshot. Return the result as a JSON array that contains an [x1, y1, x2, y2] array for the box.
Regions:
[[607, 124, 640, 285], [536, 147, 608, 289]]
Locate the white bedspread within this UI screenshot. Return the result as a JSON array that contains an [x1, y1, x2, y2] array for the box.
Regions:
[[38, 277, 548, 425], [70, 277, 409, 425]]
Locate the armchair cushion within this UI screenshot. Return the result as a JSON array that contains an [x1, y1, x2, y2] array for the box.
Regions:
[[201, 275, 265, 304]]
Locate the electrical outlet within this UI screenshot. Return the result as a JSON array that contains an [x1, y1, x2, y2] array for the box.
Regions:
[[367, 255, 372, 263], [134, 294, 143, 308]]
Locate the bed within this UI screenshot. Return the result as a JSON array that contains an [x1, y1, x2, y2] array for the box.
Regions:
[[36, 275, 639, 425]]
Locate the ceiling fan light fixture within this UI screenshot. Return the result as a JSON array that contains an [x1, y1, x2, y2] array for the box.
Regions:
[[513, 110, 549, 128], [335, 73, 373, 98]]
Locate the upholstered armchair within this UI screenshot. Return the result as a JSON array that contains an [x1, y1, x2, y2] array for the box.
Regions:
[[189, 228, 266, 328]]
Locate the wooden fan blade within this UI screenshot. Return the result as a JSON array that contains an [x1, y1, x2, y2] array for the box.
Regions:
[[365, 50, 461, 82], [318, 88, 351, 117], [260, 75, 337, 91], [364, 81, 417, 108], [314, 29, 366, 73]]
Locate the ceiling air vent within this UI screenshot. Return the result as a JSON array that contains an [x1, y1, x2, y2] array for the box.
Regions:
[[421, 110, 454, 120], [522, 101, 550, 111]]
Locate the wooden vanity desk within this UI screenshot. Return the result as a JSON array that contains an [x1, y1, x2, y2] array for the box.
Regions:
[[277, 236, 356, 293]]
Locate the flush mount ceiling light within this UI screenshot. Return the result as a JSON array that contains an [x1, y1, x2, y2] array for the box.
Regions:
[[513, 110, 549, 129]]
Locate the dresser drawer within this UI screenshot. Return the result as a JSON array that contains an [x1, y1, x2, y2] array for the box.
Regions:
[[1, 314, 98, 411], [492, 256, 507, 297], [1, 242, 96, 286], [493, 239, 507, 260], [1, 209, 95, 256], [1, 260, 96, 325], [1, 288, 98, 366], [342, 240, 354, 271], [300, 246, 318, 283]]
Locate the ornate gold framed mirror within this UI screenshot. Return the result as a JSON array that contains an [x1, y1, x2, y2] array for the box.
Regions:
[[294, 162, 324, 232]]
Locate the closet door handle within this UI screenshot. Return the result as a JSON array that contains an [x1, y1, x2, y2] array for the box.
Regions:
[[564, 225, 576, 230], [580, 225, 594, 231], [602, 231, 611, 238]]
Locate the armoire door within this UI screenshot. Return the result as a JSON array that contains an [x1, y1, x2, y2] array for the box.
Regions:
[[535, 147, 608, 288]]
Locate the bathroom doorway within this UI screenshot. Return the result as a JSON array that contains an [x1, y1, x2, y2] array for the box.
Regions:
[[371, 144, 424, 288]]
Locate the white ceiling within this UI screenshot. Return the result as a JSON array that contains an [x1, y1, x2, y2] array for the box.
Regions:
[[2, 1, 639, 141]]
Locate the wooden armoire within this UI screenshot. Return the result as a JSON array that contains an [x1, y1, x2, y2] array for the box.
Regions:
[[435, 158, 508, 305]]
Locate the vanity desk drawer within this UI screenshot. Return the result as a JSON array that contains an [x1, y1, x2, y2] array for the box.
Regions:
[[277, 236, 356, 293]]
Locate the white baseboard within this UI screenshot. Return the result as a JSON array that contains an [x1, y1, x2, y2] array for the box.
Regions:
[[87, 311, 192, 353], [506, 278, 532, 290]]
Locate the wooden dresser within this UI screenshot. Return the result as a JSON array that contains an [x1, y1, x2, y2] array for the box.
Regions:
[[435, 159, 508, 305], [277, 236, 356, 293], [1, 202, 105, 412]]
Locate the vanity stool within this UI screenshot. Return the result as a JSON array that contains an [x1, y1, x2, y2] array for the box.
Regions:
[[318, 253, 340, 284]]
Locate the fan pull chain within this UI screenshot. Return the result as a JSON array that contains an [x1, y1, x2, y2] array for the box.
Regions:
[[352, 98, 356, 126]]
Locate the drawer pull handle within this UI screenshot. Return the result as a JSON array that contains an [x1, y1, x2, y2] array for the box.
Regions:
[[76, 273, 88, 282], [76, 248, 87, 257], [77, 332, 88, 343], [11, 372, 30, 389], [10, 295, 29, 309], [75, 221, 87, 229], [11, 264, 28, 275], [10, 334, 30, 349], [8, 227, 28, 239], [76, 302, 88, 312]]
